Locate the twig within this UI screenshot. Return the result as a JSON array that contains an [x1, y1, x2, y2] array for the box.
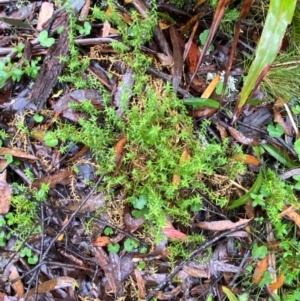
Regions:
[[146, 224, 249, 300]]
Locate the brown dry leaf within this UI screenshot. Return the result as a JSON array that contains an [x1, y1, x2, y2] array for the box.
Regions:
[[280, 206, 300, 229], [0, 147, 37, 160], [162, 226, 187, 241], [79, 0, 90, 21], [201, 74, 220, 98], [93, 236, 111, 247], [244, 200, 255, 219], [124, 212, 144, 233], [252, 255, 268, 284], [269, 273, 284, 291], [27, 277, 78, 298], [194, 0, 207, 10], [32, 170, 75, 189], [216, 123, 228, 140], [172, 149, 190, 187], [36, 2, 54, 31], [190, 107, 217, 118], [195, 218, 251, 231], [0, 160, 11, 215], [67, 193, 106, 213], [134, 268, 146, 299], [231, 154, 260, 166], [156, 53, 173, 66], [102, 20, 111, 37], [159, 22, 171, 30], [228, 126, 258, 146], [183, 265, 209, 278], [114, 134, 127, 162], [9, 265, 24, 297], [273, 106, 291, 136], [186, 41, 200, 74]]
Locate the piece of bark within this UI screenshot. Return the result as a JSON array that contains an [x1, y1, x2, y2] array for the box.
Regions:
[[28, 11, 69, 110]]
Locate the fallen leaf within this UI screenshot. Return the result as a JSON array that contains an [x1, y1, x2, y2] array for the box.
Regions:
[[195, 218, 251, 231], [36, 2, 54, 31], [27, 277, 78, 297], [32, 170, 75, 189], [269, 273, 284, 291], [93, 236, 111, 247], [0, 160, 12, 215], [0, 147, 37, 160], [201, 74, 220, 98], [162, 219, 188, 241], [9, 265, 24, 297], [280, 206, 300, 229], [231, 154, 260, 166], [67, 193, 106, 213], [252, 255, 268, 284], [228, 127, 258, 146], [114, 134, 127, 162], [134, 268, 146, 299]]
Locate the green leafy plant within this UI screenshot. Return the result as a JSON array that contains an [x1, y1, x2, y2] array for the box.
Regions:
[[107, 243, 120, 253], [267, 123, 284, 138], [252, 243, 268, 259], [38, 30, 55, 47], [20, 247, 39, 265], [124, 238, 139, 252]]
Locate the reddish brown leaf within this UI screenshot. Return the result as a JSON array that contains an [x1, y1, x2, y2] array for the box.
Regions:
[[252, 255, 268, 284], [269, 273, 284, 291], [228, 126, 258, 146], [79, 0, 90, 21], [114, 134, 127, 162], [9, 265, 24, 297], [195, 218, 251, 231], [280, 206, 300, 229], [27, 277, 78, 298], [93, 236, 111, 247], [0, 160, 12, 215], [32, 170, 75, 188], [134, 268, 146, 299], [0, 147, 37, 160], [186, 42, 200, 74], [231, 154, 260, 166]]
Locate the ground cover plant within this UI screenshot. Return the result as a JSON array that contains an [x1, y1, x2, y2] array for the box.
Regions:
[[0, 0, 300, 300]]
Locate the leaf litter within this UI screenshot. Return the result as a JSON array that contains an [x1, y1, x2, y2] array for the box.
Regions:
[[0, 1, 299, 300]]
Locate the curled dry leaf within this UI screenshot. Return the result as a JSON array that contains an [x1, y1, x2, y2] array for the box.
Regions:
[[252, 255, 268, 284], [195, 218, 251, 231], [93, 236, 111, 247], [162, 226, 187, 242], [27, 277, 78, 298], [228, 127, 258, 146], [114, 134, 127, 162], [36, 2, 54, 31], [0, 147, 37, 160], [280, 205, 300, 229], [269, 273, 284, 291], [172, 148, 190, 187]]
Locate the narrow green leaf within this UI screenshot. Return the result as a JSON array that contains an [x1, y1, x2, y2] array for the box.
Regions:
[[183, 98, 220, 109], [262, 144, 298, 168], [222, 286, 239, 301], [236, 0, 297, 112], [228, 169, 263, 209]]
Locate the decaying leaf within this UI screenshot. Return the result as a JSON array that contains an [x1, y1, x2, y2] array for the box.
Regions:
[[9, 265, 24, 297], [280, 206, 300, 229], [0, 148, 37, 161], [36, 2, 54, 31], [93, 236, 111, 247], [231, 154, 260, 166], [27, 277, 78, 298], [0, 160, 12, 215], [252, 255, 268, 284], [195, 218, 251, 231], [32, 170, 75, 189], [67, 193, 106, 213], [269, 273, 284, 291]]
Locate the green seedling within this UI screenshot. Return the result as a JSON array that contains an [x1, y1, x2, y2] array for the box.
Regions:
[[20, 247, 38, 265], [38, 30, 55, 47], [267, 123, 284, 138], [252, 243, 268, 259], [33, 114, 44, 123], [104, 227, 114, 236], [44, 132, 59, 147], [124, 238, 139, 252], [107, 243, 120, 254]]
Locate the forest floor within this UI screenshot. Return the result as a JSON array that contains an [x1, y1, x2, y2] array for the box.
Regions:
[[0, 1, 300, 300]]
